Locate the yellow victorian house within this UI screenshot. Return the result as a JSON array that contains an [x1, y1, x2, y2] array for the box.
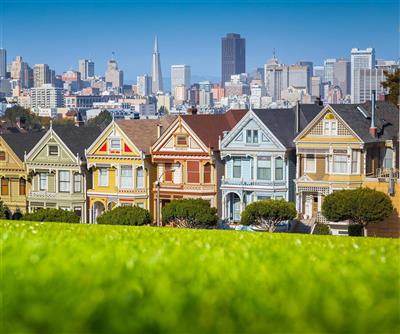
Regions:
[[0, 132, 45, 217], [85, 117, 175, 223], [294, 99, 398, 235]]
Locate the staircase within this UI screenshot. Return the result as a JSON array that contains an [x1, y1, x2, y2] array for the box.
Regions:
[[291, 218, 316, 234]]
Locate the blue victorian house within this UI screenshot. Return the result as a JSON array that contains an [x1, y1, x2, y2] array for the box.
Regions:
[[219, 105, 321, 221]]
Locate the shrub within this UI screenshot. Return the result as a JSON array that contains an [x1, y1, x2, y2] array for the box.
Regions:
[[0, 201, 10, 219], [97, 206, 151, 226], [23, 208, 80, 223], [162, 199, 218, 228], [314, 223, 331, 235], [241, 199, 297, 232], [322, 188, 393, 236]]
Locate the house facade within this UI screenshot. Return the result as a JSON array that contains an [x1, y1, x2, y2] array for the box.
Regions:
[[150, 110, 247, 218], [85, 117, 175, 223], [25, 125, 101, 223], [219, 105, 321, 221], [294, 101, 398, 235], [0, 132, 44, 217]]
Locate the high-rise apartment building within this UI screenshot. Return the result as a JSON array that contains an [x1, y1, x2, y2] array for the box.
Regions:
[[299, 61, 313, 92], [79, 59, 95, 80], [221, 33, 245, 87], [313, 66, 324, 80], [0, 49, 6, 78], [10, 56, 32, 88], [152, 36, 163, 93], [105, 58, 123, 89], [311, 76, 321, 98], [171, 65, 191, 95], [30, 84, 64, 108], [137, 74, 152, 96], [324, 58, 336, 84], [288, 64, 309, 92], [351, 48, 375, 103], [355, 68, 388, 103]]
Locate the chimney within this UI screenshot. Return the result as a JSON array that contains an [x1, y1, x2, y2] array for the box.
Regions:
[[157, 124, 162, 138], [187, 106, 198, 115], [295, 101, 300, 133], [369, 90, 377, 138]]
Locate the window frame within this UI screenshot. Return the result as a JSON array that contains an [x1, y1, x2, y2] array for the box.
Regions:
[[58, 170, 71, 193], [304, 154, 316, 173], [187, 161, 200, 184], [48, 145, 59, 157], [332, 154, 349, 174], [274, 157, 284, 181], [1, 178, 8, 195], [39, 173, 48, 191], [175, 134, 188, 147], [98, 168, 108, 187], [164, 163, 173, 183], [109, 138, 121, 151], [257, 157, 271, 180], [232, 158, 242, 179], [0, 151, 6, 161], [73, 174, 81, 193], [203, 163, 212, 184], [323, 120, 338, 136], [136, 167, 144, 189], [19, 178, 26, 195], [120, 165, 134, 189]]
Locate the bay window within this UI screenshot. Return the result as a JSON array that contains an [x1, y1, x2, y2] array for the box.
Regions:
[[187, 161, 200, 183], [120, 166, 133, 189], [233, 158, 241, 178], [333, 154, 348, 174], [136, 167, 144, 188], [98, 168, 108, 186], [59, 171, 70, 192], [304, 154, 316, 173], [275, 157, 284, 180], [39, 173, 48, 191], [257, 157, 271, 180], [73, 174, 81, 192], [351, 151, 360, 174]]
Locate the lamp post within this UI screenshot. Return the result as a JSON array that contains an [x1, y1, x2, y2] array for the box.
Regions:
[[156, 169, 174, 227]]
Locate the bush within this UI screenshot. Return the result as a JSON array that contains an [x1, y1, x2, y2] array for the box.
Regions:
[[314, 223, 331, 235], [23, 208, 80, 223], [348, 224, 363, 237], [322, 187, 393, 236], [162, 199, 218, 228], [97, 206, 151, 226], [0, 201, 10, 219], [241, 199, 297, 232]]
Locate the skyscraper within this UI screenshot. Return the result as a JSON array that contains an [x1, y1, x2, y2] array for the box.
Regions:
[[221, 33, 245, 87], [171, 65, 191, 95], [152, 36, 163, 93], [137, 74, 152, 96], [299, 61, 313, 93], [324, 59, 337, 84], [105, 57, 123, 89], [79, 59, 95, 80], [351, 48, 375, 103], [33, 64, 51, 87], [333, 59, 351, 96], [264, 55, 288, 101], [0, 48, 7, 78]]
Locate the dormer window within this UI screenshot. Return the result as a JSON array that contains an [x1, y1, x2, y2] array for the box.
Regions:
[[176, 135, 188, 146], [246, 130, 259, 144], [110, 138, 121, 151], [323, 113, 337, 136], [48, 145, 59, 156]]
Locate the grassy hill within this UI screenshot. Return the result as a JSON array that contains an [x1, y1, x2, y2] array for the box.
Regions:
[[1, 220, 399, 333]]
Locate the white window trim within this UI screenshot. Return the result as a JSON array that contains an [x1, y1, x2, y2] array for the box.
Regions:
[[136, 167, 144, 189], [39, 173, 48, 191], [351, 150, 361, 175], [331, 154, 350, 175], [109, 137, 121, 151], [73, 174, 81, 193], [58, 170, 71, 193], [48, 145, 59, 157], [119, 165, 134, 190], [304, 155, 316, 173], [323, 120, 338, 136], [98, 168, 109, 187]]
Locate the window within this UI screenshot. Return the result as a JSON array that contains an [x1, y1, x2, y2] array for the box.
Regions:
[[0, 151, 5, 161], [164, 163, 173, 182], [187, 161, 200, 183], [257, 157, 271, 180], [120, 166, 133, 189], [246, 130, 258, 144], [59, 171, 70, 192], [233, 158, 241, 179], [1, 178, 8, 195], [73, 174, 81, 192], [257, 195, 271, 201], [333, 154, 348, 174], [304, 154, 316, 173], [136, 167, 144, 188], [98, 168, 108, 186], [275, 157, 284, 180], [323, 120, 337, 136], [48, 145, 59, 156], [39, 173, 48, 191], [203, 163, 211, 184], [176, 135, 188, 146], [120, 202, 132, 207], [19, 178, 26, 195], [110, 138, 121, 151], [351, 151, 359, 174]]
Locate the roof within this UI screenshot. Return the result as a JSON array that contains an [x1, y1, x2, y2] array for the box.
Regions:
[[329, 101, 399, 143], [181, 109, 248, 150], [116, 116, 176, 155], [52, 125, 102, 160], [1, 131, 46, 161], [253, 104, 323, 147]]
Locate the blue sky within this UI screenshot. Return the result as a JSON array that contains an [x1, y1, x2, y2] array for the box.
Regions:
[[1, 0, 398, 81]]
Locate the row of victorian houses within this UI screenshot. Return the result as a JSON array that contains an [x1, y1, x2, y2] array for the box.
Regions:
[[0, 99, 398, 235]]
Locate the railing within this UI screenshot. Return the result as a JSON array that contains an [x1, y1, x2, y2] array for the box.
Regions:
[[156, 183, 216, 192], [221, 178, 286, 187], [375, 168, 399, 179], [28, 191, 57, 199]]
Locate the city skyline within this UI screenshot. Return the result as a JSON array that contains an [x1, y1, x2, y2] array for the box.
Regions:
[[1, 0, 398, 80]]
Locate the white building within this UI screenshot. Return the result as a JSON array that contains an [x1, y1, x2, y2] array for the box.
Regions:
[[136, 74, 152, 96], [351, 48, 375, 103], [311, 76, 321, 98], [105, 58, 123, 89], [355, 68, 388, 103], [264, 56, 288, 101], [249, 84, 266, 108], [79, 59, 95, 80], [171, 65, 191, 95], [288, 65, 309, 93], [199, 90, 213, 107], [30, 84, 64, 108], [323, 58, 336, 84]]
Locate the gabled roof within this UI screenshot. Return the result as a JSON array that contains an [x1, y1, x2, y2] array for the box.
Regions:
[[1, 131, 46, 161], [253, 104, 323, 147], [116, 116, 176, 155], [181, 109, 247, 150], [329, 101, 399, 143], [51, 125, 102, 160]]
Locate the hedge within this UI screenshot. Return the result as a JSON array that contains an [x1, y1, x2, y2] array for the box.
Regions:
[[97, 206, 151, 226], [23, 208, 80, 223]]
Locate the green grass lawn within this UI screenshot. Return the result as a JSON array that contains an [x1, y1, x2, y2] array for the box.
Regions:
[[1, 220, 399, 334]]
